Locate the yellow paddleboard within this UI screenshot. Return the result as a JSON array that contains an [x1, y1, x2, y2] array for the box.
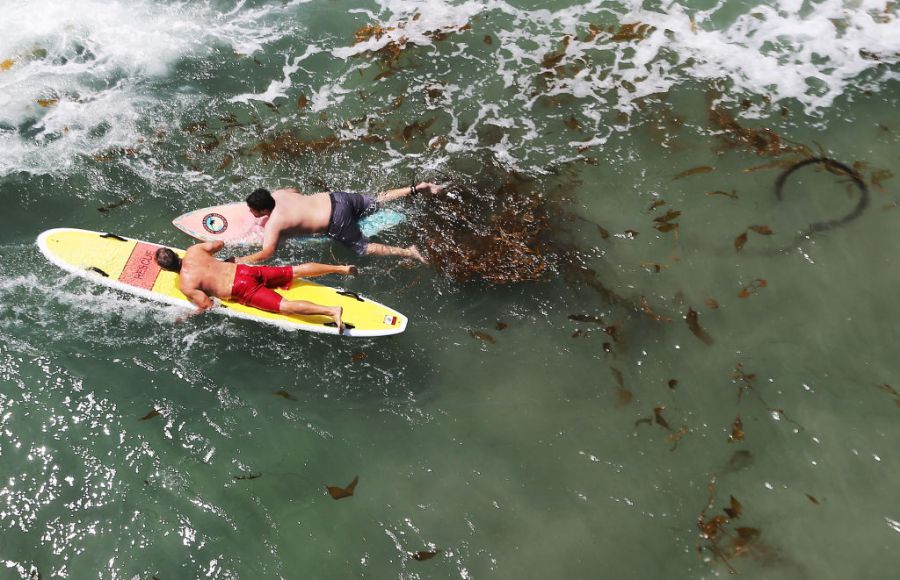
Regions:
[[37, 228, 407, 337]]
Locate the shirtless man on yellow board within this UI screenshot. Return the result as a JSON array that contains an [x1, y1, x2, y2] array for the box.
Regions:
[[234, 182, 445, 265], [155, 240, 356, 332]]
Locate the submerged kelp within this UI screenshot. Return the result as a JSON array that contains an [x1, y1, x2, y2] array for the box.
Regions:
[[416, 171, 561, 285]]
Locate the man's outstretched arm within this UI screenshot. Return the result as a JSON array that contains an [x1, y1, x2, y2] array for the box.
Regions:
[[235, 227, 279, 264], [374, 182, 445, 204]]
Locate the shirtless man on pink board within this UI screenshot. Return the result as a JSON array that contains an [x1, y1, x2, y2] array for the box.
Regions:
[[234, 182, 444, 265]]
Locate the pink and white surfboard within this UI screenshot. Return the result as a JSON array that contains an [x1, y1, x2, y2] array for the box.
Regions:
[[172, 202, 268, 244], [173, 202, 406, 246]]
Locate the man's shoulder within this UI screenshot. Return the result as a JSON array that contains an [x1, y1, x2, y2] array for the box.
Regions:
[[272, 187, 301, 198]]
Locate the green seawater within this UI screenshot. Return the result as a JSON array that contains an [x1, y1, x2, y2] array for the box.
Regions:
[[1, 0, 899, 578]]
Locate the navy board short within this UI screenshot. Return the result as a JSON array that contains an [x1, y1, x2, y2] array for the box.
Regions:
[[327, 191, 379, 255]]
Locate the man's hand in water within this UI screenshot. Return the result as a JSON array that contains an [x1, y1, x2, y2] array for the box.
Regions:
[[414, 182, 446, 196], [345, 265, 358, 276]]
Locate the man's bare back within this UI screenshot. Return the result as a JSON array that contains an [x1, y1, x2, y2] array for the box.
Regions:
[[266, 189, 332, 235], [178, 241, 237, 307]]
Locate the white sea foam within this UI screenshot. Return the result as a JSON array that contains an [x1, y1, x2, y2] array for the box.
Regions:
[[0, 0, 300, 177], [1, 0, 896, 177], [317, 0, 898, 165]]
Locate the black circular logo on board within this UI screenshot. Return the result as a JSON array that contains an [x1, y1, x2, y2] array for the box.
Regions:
[[202, 213, 228, 234]]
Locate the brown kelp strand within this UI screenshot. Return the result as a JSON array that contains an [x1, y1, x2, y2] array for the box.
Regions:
[[139, 409, 161, 421], [98, 194, 135, 214], [273, 390, 298, 401], [685, 307, 713, 345]]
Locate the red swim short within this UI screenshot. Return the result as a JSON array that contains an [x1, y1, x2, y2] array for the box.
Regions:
[[230, 264, 294, 312]]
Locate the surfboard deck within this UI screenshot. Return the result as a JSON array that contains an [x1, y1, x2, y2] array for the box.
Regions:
[[172, 201, 405, 245], [37, 228, 407, 337]]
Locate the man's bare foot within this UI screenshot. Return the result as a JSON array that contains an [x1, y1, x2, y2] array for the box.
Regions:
[[331, 306, 344, 334], [407, 245, 427, 264]]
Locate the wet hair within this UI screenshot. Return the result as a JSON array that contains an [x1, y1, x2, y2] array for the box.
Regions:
[[155, 247, 182, 272], [246, 188, 275, 212]]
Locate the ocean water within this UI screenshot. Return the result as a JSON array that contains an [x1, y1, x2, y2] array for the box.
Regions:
[[1, 0, 899, 577]]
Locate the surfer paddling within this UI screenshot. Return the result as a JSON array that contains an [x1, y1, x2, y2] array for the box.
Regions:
[[155, 240, 355, 333], [234, 182, 445, 265]]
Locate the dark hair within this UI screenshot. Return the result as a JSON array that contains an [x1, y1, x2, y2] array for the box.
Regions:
[[155, 247, 182, 272], [246, 188, 275, 212]]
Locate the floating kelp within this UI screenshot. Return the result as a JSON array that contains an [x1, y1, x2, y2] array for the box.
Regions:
[[398, 117, 435, 145], [654, 406, 672, 430], [646, 199, 667, 212], [640, 296, 671, 322], [569, 314, 605, 326], [871, 169, 893, 191], [731, 363, 756, 401], [92, 147, 141, 163], [495, 321, 509, 331], [233, 472, 261, 481], [273, 390, 297, 401], [411, 549, 440, 561], [541, 36, 570, 70], [98, 194, 134, 214], [737, 279, 767, 299], [139, 409, 161, 421], [640, 261, 669, 273], [875, 383, 900, 406], [666, 425, 690, 450], [470, 330, 496, 344], [685, 307, 713, 345], [728, 416, 744, 443], [653, 209, 680, 234], [611, 22, 654, 42], [216, 154, 233, 172], [673, 166, 714, 180], [734, 225, 772, 251], [706, 190, 738, 199], [351, 352, 367, 362], [743, 160, 795, 173], [251, 133, 338, 161], [611, 367, 632, 404], [325, 475, 358, 500]]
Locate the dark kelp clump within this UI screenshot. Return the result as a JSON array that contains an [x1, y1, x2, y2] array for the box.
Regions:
[[417, 174, 559, 284]]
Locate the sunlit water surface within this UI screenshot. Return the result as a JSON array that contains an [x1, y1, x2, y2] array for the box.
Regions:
[[1, 0, 899, 577]]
